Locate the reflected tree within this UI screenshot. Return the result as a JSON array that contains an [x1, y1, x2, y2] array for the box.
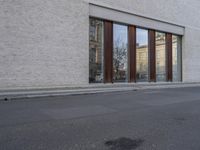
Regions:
[[113, 37, 127, 80]]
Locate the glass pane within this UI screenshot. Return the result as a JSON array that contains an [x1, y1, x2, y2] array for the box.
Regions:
[[173, 35, 182, 82], [89, 18, 104, 83], [136, 28, 149, 82], [156, 32, 166, 82], [113, 24, 128, 82]]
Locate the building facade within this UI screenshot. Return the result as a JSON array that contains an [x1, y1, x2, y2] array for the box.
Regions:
[[0, 0, 200, 89]]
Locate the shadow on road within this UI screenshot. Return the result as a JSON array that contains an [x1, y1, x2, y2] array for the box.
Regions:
[[105, 137, 144, 150]]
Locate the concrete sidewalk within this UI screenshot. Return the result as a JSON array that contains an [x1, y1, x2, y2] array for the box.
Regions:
[[1, 82, 200, 101]]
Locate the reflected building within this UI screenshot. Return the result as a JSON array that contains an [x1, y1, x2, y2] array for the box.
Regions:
[[89, 19, 104, 83], [172, 35, 182, 82], [136, 28, 149, 82], [156, 32, 166, 82]]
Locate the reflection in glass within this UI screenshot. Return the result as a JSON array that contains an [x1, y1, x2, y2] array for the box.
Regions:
[[173, 35, 182, 82], [156, 32, 166, 81], [113, 24, 128, 82], [136, 28, 149, 82], [89, 18, 104, 83]]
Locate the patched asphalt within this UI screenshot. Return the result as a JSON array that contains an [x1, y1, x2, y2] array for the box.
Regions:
[[1, 87, 200, 150]]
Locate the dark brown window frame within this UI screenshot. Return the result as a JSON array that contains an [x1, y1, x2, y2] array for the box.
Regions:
[[148, 30, 156, 82], [104, 20, 113, 83], [166, 33, 173, 82], [128, 25, 136, 83]]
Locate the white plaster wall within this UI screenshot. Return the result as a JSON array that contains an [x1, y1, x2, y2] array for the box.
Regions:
[[0, 0, 89, 89], [0, 0, 200, 90]]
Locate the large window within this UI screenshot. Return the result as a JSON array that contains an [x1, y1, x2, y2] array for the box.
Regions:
[[89, 18, 104, 83], [156, 32, 166, 82], [113, 24, 128, 82], [136, 28, 149, 82], [173, 35, 182, 82], [89, 18, 182, 84]]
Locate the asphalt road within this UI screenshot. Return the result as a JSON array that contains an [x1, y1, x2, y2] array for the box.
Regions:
[[1, 87, 200, 150]]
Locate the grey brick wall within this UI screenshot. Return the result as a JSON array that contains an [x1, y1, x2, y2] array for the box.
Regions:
[[0, 0, 89, 89], [0, 0, 200, 89]]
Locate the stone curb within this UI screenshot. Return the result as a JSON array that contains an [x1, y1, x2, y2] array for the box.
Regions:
[[0, 83, 200, 101]]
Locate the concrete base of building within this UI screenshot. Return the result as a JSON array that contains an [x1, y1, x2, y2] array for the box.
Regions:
[[1, 82, 200, 101]]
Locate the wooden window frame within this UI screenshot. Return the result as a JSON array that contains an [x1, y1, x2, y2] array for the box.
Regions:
[[166, 33, 173, 82], [148, 30, 156, 82], [128, 25, 136, 82], [104, 20, 113, 83]]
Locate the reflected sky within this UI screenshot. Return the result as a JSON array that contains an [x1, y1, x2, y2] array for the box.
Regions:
[[136, 28, 148, 46], [113, 24, 128, 47], [113, 25, 148, 47]]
